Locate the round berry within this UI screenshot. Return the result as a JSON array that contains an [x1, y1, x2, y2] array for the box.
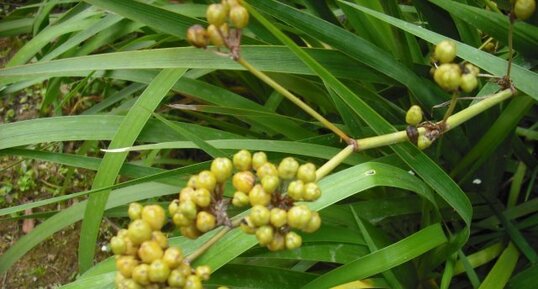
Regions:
[[180, 224, 202, 239], [122, 278, 143, 289], [132, 264, 151, 285], [460, 73, 478, 93], [128, 219, 152, 245], [252, 151, 267, 170], [229, 5, 249, 29], [138, 240, 164, 264], [302, 211, 321, 233], [285, 231, 302, 250], [151, 231, 168, 249], [179, 199, 198, 220], [177, 262, 193, 277], [142, 205, 166, 231], [297, 163, 316, 183], [184, 275, 203, 289], [261, 175, 280, 194], [187, 176, 198, 188], [287, 180, 305, 201], [434, 40, 457, 64], [278, 157, 299, 180], [110, 236, 126, 255], [162, 247, 183, 269], [207, 3, 227, 26], [195, 265, 211, 281], [168, 199, 179, 216], [232, 171, 255, 193], [405, 105, 423, 126], [211, 157, 233, 183], [168, 269, 187, 288], [128, 202, 143, 220], [180, 187, 196, 202], [187, 25, 208, 48], [256, 162, 278, 179], [193, 188, 212, 208], [267, 232, 285, 251], [148, 259, 171, 283], [434, 63, 461, 91], [250, 205, 270, 226], [232, 191, 250, 207], [233, 149, 252, 171], [196, 170, 217, 191], [249, 184, 271, 206], [116, 255, 139, 278], [173, 212, 193, 227], [240, 217, 256, 234], [255, 225, 274, 246], [464, 63, 480, 76], [270, 208, 287, 228], [303, 182, 321, 201], [417, 135, 433, 150], [287, 205, 312, 229], [123, 236, 138, 256], [196, 211, 217, 232], [208, 26, 225, 48], [515, 0, 536, 20]]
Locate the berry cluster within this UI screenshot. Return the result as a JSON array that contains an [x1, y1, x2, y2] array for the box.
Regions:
[[404, 105, 433, 150], [432, 40, 480, 93], [231, 150, 322, 251], [110, 203, 211, 289], [513, 0, 536, 20], [170, 158, 233, 239], [187, 0, 248, 59]]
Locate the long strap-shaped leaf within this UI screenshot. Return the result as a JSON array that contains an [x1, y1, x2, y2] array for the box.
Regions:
[[78, 68, 186, 272]]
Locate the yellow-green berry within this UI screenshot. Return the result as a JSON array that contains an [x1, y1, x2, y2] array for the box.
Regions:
[[179, 199, 198, 220], [270, 207, 287, 228], [128, 202, 143, 220], [168, 269, 187, 288], [151, 231, 168, 249], [142, 205, 166, 231], [261, 175, 280, 194], [162, 247, 183, 269], [464, 63, 480, 76], [267, 232, 285, 251], [207, 3, 227, 26], [232, 191, 250, 207], [405, 105, 423, 126], [434, 63, 461, 91], [195, 265, 211, 281], [184, 275, 203, 289], [173, 212, 193, 227], [287, 205, 312, 230], [514, 0, 536, 20], [434, 40, 457, 64], [278, 157, 299, 180], [249, 184, 271, 206], [297, 163, 316, 183], [169, 199, 179, 216], [127, 219, 152, 245], [250, 205, 271, 226], [187, 25, 208, 48], [211, 157, 233, 183], [255, 225, 274, 246], [116, 255, 139, 278], [180, 224, 202, 239], [138, 241, 164, 264], [110, 236, 126, 255], [196, 170, 217, 191], [232, 171, 255, 193], [229, 5, 249, 28], [180, 187, 196, 202], [256, 162, 278, 179], [460, 73, 478, 93], [303, 182, 321, 201], [233, 149, 252, 171], [196, 211, 217, 232], [287, 180, 304, 201], [252, 151, 267, 170], [193, 188, 212, 208], [285, 231, 302, 250], [417, 135, 433, 150], [302, 211, 321, 233], [132, 264, 151, 286], [148, 259, 171, 283]]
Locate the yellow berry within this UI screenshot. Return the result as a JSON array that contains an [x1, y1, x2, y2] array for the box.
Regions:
[[434, 40, 457, 64], [460, 73, 478, 93], [148, 259, 171, 283], [123, 236, 138, 256], [211, 157, 233, 183], [128, 202, 143, 220], [152, 231, 168, 249], [233, 149, 252, 171], [193, 188, 212, 208], [207, 3, 227, 26], [285, 231, 302, 250], [302, 211, 321, 233], [168, 269, 187, 288], [255, 225, 274, 246], [169, 199, 179, 216], [180, 224, 202, 239], [417, 135, 433, 150], [127, 219, 152, 245], [132, 264, 151, 285], [287, 180, 304, 201], [303, 182, 321, 201], [249, 184, 271, 206], [232, 191, 250, 207], [252, 151, 267, 170], [162, 247, 183, 269], [270, 207, 287, 228], [297, 163, 316, 183], [173, 212, 193, 227], [240, 216, 256, 234], [229, 5, 249, 28], [110, 236, 126, 255], [138, 240, 164, 264], [267, 232, 285, 251], [250, 205, 271, 226], [232, 171, 255, 193], [405, 105, 423, 126], [116, 255, 139, 278], [287, 205, 312, 229], [515, 0, 536, 20], [196, 170, 217, 191], [195, 265, 211, 281], [142, 205, 166, 231], [196, 211, 217, 232], [187, 25, 208, 48], [122, 278, 143, 289], [180, 187, 196, 202], [464, 63, 480, 76], [278, 157, 299, 180], [178, 262, 193, 276], [256, 162, 278, 179], [179, 199, 198, 220], [434, 63, 461, 91], [187, 176, 198, 188], [261, 175, 280, 194], [184, 275, 203, 289]]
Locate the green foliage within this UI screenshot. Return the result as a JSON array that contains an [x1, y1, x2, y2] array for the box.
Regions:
[[0, 1, 536, 288]]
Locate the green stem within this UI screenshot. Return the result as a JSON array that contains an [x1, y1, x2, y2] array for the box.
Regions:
[[236, 57, 353, 145], [507, 14, 514, 78], [185, 226, 231, 263], [442, 92, 459, 124]]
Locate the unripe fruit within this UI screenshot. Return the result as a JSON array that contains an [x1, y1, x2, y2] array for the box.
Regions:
[[249, 184, 271, 206], [187, 25, 208, 48], [405, 105, 423, 126], [180, 224, 202, 239], [122, 278, 143, 289], [110, 236, 126, 255], [207, 4, 227, 26], [233, 149, 252, 171], [211, 157, 233, 183], [287, 205, 312, 229], [177, 262, 193, 277], [148, 259, 171, 283], [138, 241, 164, 264], [303, 182, 321, 201], [267, 232, 285, 251], [252, 151, 267, 170], [117, 229, 128, 239], [232, 171, 255, 193], [132, 264, 151, 285], [168, 269, 187, 287], [434, 40, 457, 64], [417, 135, 432, 150], [256, 162, 278, 179], [128, 202, 143, 220], [460, 73, 478, 93], [256, 225, 274, 246], [285, 231, 302, 250], [142, 205, 166, 231], [270, 208, 287, 228], [116, 255, 139, 278], [184, 275, 203, 289], [229, 5, 249, 29], [195, 265, 211, 281], [187, 176, 198, 188], [168, 199, 179, 216], [193, 188, 212, 208], [514, 0, 536, 20], [434, 63, 461, 91], [287, 180, 304, 201], [278, 157, 299, 180], [302, 211, 321, 233], [240, 217, 256, 234], [173, 212, 193, 227], [180, 187, 196, 202], [464, 63, 480, 76], [261, 175, 280, 194], [179, 199, 198, 220], [196, 211, 217, 232], [196, 170, 217, 191], [297, 163, 316, 183], [123, 236, 139, 256], [162, 247, 183, 269], [128, 219, 152, 245], [232, 191, 250, 207], [250, 205, 271, 226], [114, 271, 125, 287], [151, 231, 168, 249]]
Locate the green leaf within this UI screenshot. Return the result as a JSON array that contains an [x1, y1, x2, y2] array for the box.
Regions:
[[478, 242, 520, 289]]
